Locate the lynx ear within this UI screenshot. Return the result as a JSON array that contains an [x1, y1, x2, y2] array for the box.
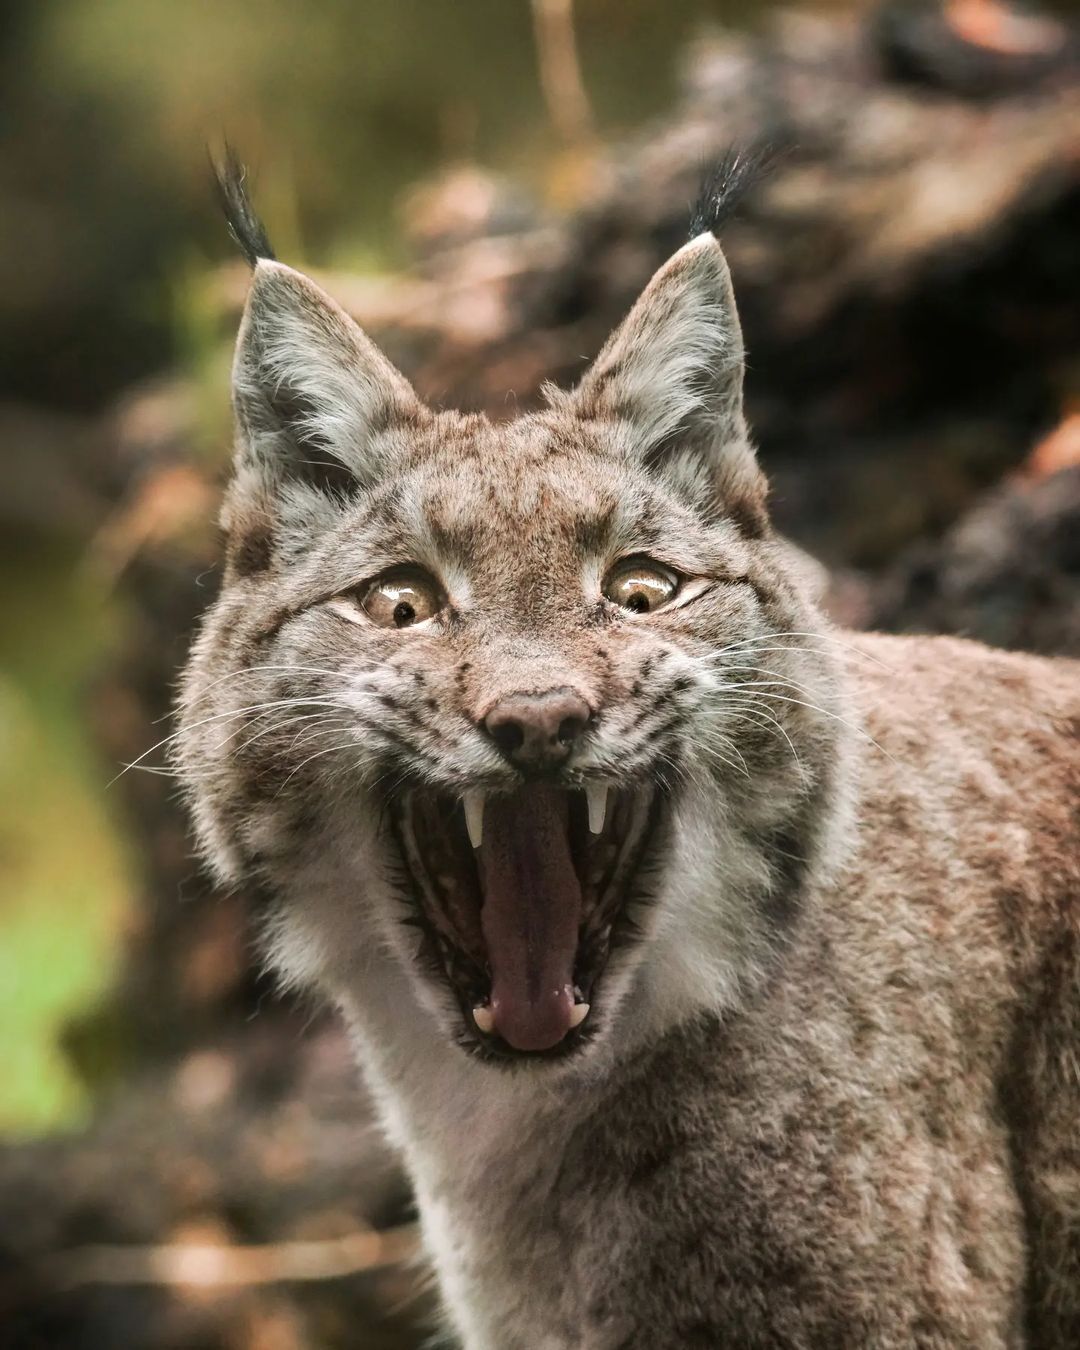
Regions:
[[231, 260, 425, 497], [573, 233, 767, 534]]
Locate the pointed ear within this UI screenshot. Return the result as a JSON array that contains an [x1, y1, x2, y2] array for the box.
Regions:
[[231, 259, 425, 497], [572, 233, 767, 535]]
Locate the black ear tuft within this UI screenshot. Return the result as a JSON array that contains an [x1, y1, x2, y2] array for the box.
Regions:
[[689, 145, 775, 240], [211, 146, 276, 267]]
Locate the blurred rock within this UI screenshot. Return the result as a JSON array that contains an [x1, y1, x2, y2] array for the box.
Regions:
[[0, 1025, 426, 1350], [870, 462, 1080, 655], [382, 5, 1080, 467], [873, 0, 1076, 100]]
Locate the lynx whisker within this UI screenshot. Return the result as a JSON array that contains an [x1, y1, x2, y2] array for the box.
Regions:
[[744, 691, 896, 764], [203, 698, 354, 757], [714, 630, 896, 671], [162, 664, 360, 715], [231, 710, 353, 759], [274, 737, 369, 795], [113, 697, 353, 785], [696, 737, 751, 779], [702, 662, 835, 704], [712, 697, 804, 770]]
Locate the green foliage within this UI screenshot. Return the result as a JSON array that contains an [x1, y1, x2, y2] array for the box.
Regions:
[[0, 547, 132, 1134]]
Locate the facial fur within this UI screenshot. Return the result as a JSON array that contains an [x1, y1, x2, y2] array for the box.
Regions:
[[177, 213, 852, 1069]]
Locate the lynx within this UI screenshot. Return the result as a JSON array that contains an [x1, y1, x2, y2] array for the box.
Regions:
[[177, 161, 1079, 1348]]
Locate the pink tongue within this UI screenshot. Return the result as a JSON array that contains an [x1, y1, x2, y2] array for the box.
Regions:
[[479, 786, 581, 1052]]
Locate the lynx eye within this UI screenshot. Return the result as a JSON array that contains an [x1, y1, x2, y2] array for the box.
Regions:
[[603, 558, 679, 615], [360, 569, 442, 629]]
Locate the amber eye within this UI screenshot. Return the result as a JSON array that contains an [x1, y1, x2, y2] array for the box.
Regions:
[[603, 558, 679, 614], [360, 569, 442, 628]]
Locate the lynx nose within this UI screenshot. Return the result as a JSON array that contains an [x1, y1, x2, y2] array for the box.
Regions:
[[484, 688, 592, 769]]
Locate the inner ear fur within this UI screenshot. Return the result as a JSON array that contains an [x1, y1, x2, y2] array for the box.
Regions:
[[231, 260, 426, 497], [572, 233, 769, 534]]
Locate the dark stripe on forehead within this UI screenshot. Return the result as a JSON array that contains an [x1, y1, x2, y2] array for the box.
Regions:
[[574, 500, 668, 556], [573, 500, 619, 554], [425, 514, 485, 563]]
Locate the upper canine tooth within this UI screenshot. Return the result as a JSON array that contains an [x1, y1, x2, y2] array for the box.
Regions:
[[586, 784, 608, 835], [473, 1004, 495, 1034], [464, 790, 485, 849], [569, 1002, 590, 1028]]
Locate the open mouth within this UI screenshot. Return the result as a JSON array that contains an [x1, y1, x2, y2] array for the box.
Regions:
[[394, 784, 658, 1060]]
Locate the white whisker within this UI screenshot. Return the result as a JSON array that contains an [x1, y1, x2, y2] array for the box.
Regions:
[[742, 690, 895, 764], [111, 697, 352, 786]]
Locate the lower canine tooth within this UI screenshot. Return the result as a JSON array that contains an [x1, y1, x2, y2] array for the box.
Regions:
[[569, 1002, 590, 1028], [473, 1005, 495, 1034], [463, 790, 485, 849], [586, 784, 608, 835]]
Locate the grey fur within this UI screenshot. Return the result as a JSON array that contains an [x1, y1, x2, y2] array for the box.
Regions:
[[176, 225, 1080, 1348]]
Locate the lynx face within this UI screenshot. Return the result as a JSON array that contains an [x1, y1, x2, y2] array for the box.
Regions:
[[178, 233, 846, 1067]]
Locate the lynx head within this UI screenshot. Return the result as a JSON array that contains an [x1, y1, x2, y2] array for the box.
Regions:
[[177, 160, 851, 1069]]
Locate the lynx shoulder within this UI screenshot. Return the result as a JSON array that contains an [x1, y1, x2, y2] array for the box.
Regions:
[[177, 161, 1080, 1348]]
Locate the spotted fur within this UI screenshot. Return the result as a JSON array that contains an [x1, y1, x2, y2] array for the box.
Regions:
[[177, 221, 1080, 1347]]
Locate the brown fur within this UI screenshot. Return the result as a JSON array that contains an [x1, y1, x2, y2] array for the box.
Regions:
[[176, 233, 1080, 1347]]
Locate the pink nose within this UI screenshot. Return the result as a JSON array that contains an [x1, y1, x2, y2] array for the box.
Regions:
[[483, 688, 592, 769]]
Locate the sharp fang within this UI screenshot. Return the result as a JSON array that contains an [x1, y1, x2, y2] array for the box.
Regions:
[[586, 784, 608, 835], [463, 790, 485, 849], [473, 1004, 495, 1034], [569, 1002, 590, 1028]]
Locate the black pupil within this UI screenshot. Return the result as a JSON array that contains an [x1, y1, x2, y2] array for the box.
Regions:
[[625, 590, 651, 614], [393, 600, 417, 627]]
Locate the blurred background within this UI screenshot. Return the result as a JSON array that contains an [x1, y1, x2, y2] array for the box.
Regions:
[[0, 0, 1077, 1345]]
